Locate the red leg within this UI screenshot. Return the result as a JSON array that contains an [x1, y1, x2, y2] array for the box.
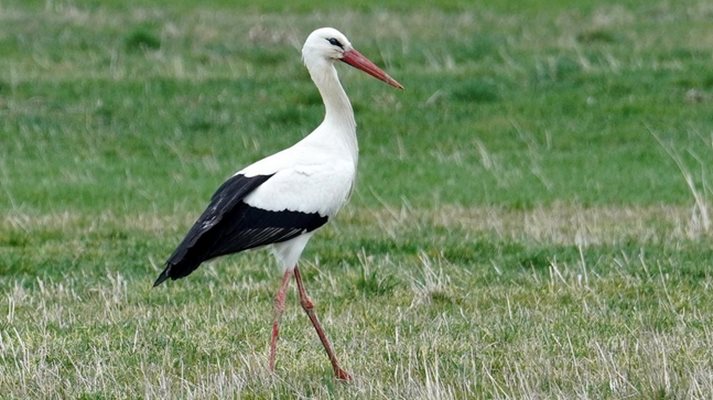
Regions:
[[293, 266, 352, 381], [269, 269, 293, 371]]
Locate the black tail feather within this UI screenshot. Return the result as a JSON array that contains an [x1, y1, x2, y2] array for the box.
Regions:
[[153, 267, 171, 287], [151, 173, 278, 288]]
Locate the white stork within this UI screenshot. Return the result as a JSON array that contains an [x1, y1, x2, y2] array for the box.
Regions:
[[153, 27, 403, 381]]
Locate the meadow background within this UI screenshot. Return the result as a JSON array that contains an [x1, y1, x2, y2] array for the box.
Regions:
[[1, 0, 713, 398]]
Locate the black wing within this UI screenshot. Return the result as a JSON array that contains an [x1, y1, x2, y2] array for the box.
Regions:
[[153, 173, 328, 286]]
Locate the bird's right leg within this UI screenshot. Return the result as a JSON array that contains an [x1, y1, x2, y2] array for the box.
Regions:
[[293, 266, 352, 381], [269, 269, 293, 371]]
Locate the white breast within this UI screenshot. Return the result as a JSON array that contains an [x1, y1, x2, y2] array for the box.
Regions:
[[239, 141, 356, 217]]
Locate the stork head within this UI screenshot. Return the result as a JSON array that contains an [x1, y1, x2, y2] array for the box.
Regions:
[[302, 27, 403, 89]]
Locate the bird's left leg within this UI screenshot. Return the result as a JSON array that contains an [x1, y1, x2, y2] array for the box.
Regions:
[[269, 268, 293, 371], [293, 265, 352, 381]]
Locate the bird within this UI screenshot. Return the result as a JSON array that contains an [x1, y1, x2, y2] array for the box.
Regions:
[[153, 27, 403, 381]]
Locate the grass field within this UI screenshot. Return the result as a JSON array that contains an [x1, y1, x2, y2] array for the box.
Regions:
[[2, 0, 713, 398]]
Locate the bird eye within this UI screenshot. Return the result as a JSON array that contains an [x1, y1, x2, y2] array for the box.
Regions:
[[326, 38, 344, 49]]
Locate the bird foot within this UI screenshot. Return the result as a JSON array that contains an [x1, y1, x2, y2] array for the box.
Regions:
[[335, 368, 352, 382]]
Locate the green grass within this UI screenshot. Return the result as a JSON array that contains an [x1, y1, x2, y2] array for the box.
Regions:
[[2, 0, 713, 398]]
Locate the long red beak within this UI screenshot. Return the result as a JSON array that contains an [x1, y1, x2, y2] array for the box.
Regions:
[[340, 49, 404, 90]]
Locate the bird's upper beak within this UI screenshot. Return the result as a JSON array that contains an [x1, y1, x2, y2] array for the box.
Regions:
[[340, 49, 404, 90]]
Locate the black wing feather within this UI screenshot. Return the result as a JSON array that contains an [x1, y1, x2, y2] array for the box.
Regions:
[[153, 173, 328, 286]]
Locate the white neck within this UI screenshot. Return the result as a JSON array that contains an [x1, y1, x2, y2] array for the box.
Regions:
[[305, 58, 358, 165]]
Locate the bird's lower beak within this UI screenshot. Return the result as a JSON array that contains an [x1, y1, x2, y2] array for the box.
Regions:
[[340, 49, 404, 90]]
